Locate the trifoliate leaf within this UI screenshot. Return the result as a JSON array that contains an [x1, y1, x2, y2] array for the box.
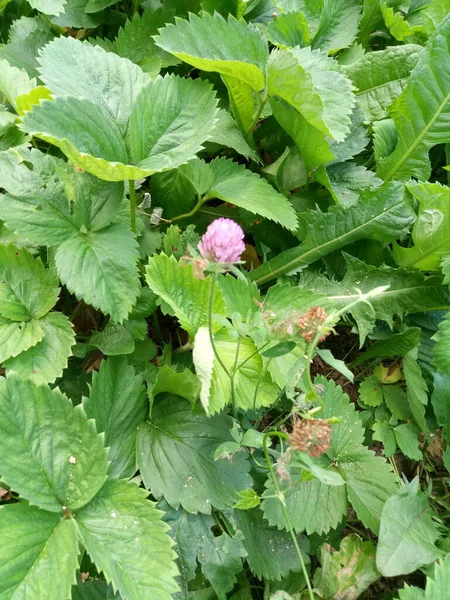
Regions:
[[206, 158, 298, 231], [145, 253, 226, 338], [0, 376, 109, 512], [137, 396, 252, 513], [251, 182, 414, 286], [0, 502, 79, 600], [154, 12, 268, 91], [3, 312, 75, 385], [262, 378, 397, 535], [83, 357, 147, 479], [0, 244, 59, 321], [55, 223, 140, 323], [233, 489, 260, 510], [376, 481, 441, 577], [76, 479, 179, 600], [377, 17, 450, 181], [235, 508, 309, 581]]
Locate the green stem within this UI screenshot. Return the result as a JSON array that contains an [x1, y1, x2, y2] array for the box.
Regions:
[[169, 194, 205, 224], [208, 273, 237, 417], [446, 144, 450, 185], [244, 94, 267, 140], [236, 340, 271, 372], [263, 432, 315, 600], [129, 180, 136, 233]]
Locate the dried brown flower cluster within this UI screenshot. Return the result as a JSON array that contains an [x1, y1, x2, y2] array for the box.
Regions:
[[288, 417, 332, 458], [297, 306, 329, 343]]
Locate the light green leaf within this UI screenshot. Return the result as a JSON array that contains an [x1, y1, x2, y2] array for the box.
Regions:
[[3, 312, 74, 384], [376, 481, 441, 577], [251, 182, 414, 286], [344, 45, 422, 122], [89, 322, 135, 356], [224, 75, 260, 135], [233, 488, 260, 510], [0, 244, 59, 321], [314, 535, 379, 600], [432, 313, 450, 373], [153, 365, 201, 406], [304, 254, 450, 344], [145, 253, 226, 338], [206, 158, 298, 230], [381, 3, 422, 41], [394, 424, 422, 461], [262, 378, 397, 535], [0, 318, 44, 363], [396, 553, 450, 600], [0, 375, 108, 512], [0, 503, 78, 600], [394, 183, 450, 270], [128, 75, 219, 171], [218, 273, 261, 317], [372, 420, 397, 457], [56, 223, 140, 323], [312, 0, 362, 51], [154, 12, 268, 91], [83, 357, 147, 479], [208, 109, 259, 160], [267, 11, 310, 48], [359, 375, 384, 407], [0, 58, 35, 110], [377, 17, 450, 181], [137, 396, 252, 513], [38, 37, 148, 133], [235, 508, 309, 580], [76, 479, 178, 600], [28, 0, 66, 15]]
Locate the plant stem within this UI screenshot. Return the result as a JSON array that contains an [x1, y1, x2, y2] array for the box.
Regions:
[[208, 273, 237, 417], [263, 432, 315, 600], [446, 144, 450, 185], [169, 194, 205, 224], [245, 94, 267, 140], [129, 180, 136, 233]]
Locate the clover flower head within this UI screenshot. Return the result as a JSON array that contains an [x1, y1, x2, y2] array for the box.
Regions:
[[198, 218, 245, 264]]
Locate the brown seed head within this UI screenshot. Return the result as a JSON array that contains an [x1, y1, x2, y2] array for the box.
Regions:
[[298, 306, 329, 343], [288, 417, 332, 458]]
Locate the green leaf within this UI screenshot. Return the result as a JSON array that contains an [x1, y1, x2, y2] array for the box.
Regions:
[[359, 375, 384, 407], [383, 385, 411, 421], [267, 11, 310, 48], [272, 46, 355, 143], [262, 341, 296, 358], [208, 109, 259, 160], [28, 0, 66, 15], [312, 0, 362, 51], [0, 375, 108, 512], [145, 253, 226, 338], [358, 0, 384, 48], [136, 396, 252, 513], [235, 508, 309, 580], [394, 183, 450, 270], [72, 578, 121, 600], [38, 37, 148, 134], [3, 312, 75, 385], [0, 244, 59, 321], [154, 12, 268, 91], [0, 58, 35, 111], [162, 504, 246, 598], [433, 313, 450, 373], [313, 535, 379, 600], [193, 327, 279, 414], [376, 480, 441, 577], [396, 553, 450, 600], [394, 424, 422, 461], [0, 502, 78, 600], [83, 357, 147, 479], [431, 372, 450, 440], [56, 223, 140, 323], [262, 378, 397, 535], [344, 45, 422, 122], [372, 420, 397, 457], [251, 182, 414, 286], [89, 322, 135, 356], [233, 489, 260, 510], [403, 350, 429, 433], [76, 479, 178, 600], [0, 318, 44, 363], [152, 365, 201, 405], [381, 3, 422, 41], [304, 254, 450, 344], [128, 75, 219, 171], [206, 158, 298, 230], [376, 17, 450, 181], [354, 328, 421, 365]]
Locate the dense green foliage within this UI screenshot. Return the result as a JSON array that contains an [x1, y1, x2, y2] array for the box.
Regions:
[[1, 1, 450, 599]]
